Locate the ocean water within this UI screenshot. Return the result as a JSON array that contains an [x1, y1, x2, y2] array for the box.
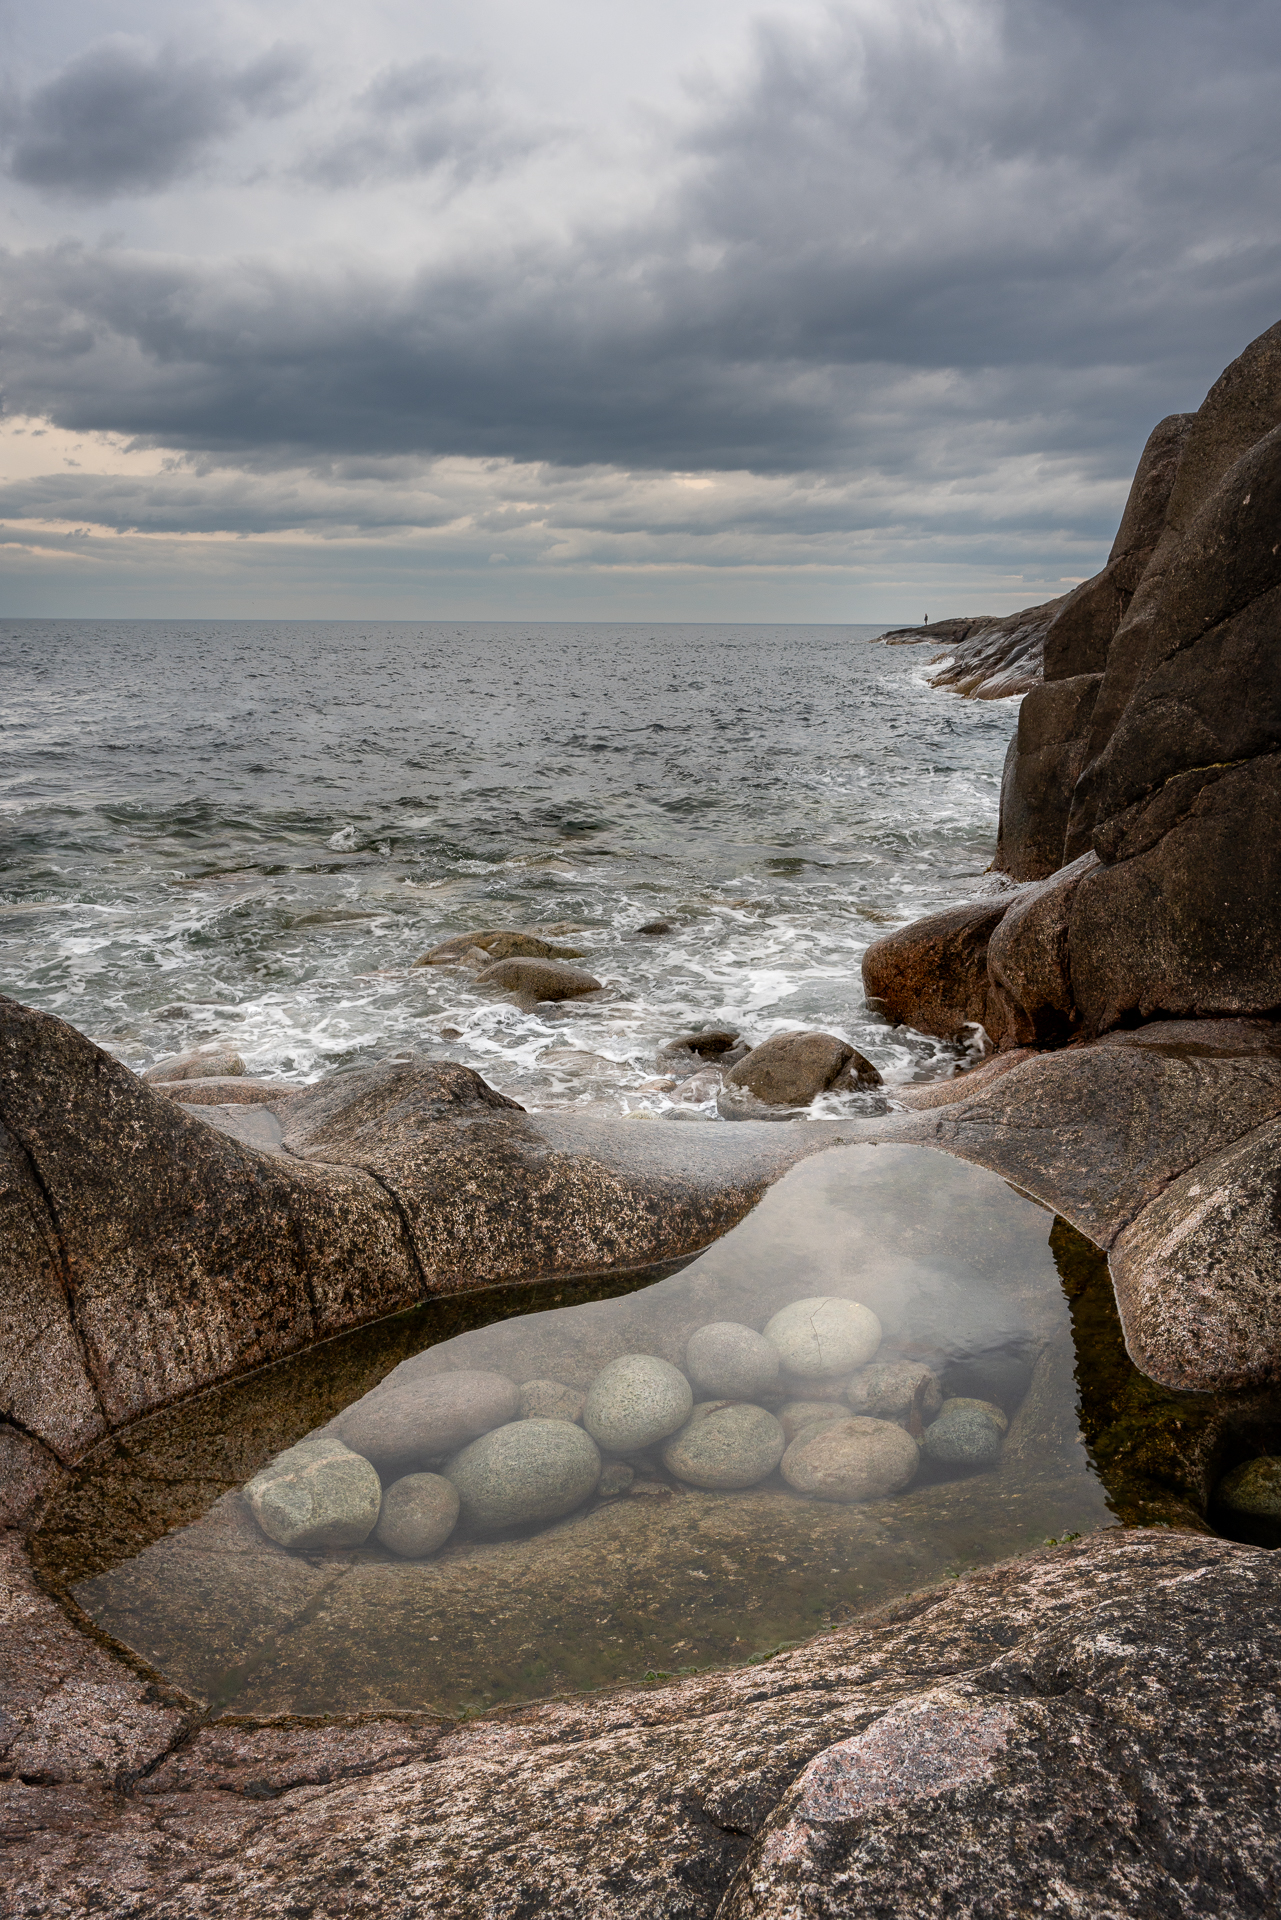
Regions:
[[0, 620, 1018, 1115]]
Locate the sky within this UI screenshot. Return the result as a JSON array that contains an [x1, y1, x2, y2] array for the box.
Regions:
[[1, 0, 1279, 622]]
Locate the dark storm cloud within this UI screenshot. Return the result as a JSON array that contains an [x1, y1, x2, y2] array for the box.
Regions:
[[300, 58, 546, 188], [2, 40, 309, 198], [3, 0, 1281, 491]]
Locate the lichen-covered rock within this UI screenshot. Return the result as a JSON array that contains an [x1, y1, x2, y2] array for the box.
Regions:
[[1218, 1456, 1281, 1519], [764, 1297, 882, 1380], [781, 1416, 919, 1501], [245, 1434, 382, 1550], [685, 1322, 780, 1400], [582, 1355, 693, 1452], [444, 1419, 601, 1531], [374, 1472, 460, 1557], [661, 1401, 786, 1489]]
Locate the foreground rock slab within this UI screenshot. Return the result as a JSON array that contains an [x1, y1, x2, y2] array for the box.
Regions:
[[5, 1530, 1279, 1917]]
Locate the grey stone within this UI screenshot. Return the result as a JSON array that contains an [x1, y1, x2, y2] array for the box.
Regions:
[[245, 1434, 382, 1550], [582, 1354, 693, 1453], [661, 1401, 787, 1490], [518, 1379, 586, 1423], [336, 1370, 521, 1479], [597, 1461, 634, 1497], [476, 958, 603, 1002], [764, 1297, 883, 1379], [920, 1398, 1007, 1469], [414, 930, 585, 966], [845, 1362, 942, 1428], [444, 1418, 601, 1532], [780, 1416, 919, 1502], [374, 1473, 460, 1558], [777, 1401, 845, 1442], [685, 1322, 780, 1400], [142, 1044, 246, 1083]]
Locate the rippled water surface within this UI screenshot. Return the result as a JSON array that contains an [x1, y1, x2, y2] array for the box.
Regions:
[[0, 619, 1017, 1110]]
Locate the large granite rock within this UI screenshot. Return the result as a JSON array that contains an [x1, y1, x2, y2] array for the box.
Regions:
[[877, 598, 1062, 699], [6, 1530, 1281, 1916], [862, 899, 1010, 1045], [869, 319, 1281, 1043]]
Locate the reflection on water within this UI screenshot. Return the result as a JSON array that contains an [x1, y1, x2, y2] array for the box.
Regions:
[[52, 1145, 1127, 1718]]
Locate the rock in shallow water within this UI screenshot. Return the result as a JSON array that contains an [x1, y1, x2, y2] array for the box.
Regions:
[[1218, 1456, 1281, 1518], [764, 1296, 882, 1379], [375, 1473, 460, 1558], [781, 1416, 919, 1502], [846, 1360, 943, 1427], [662, 1401, 787, 1489], [445, 1419, 602, 1532], [582, 1354, 693, 1452], [335, 1370, 520, 1479], [245, 1435, 382, 1550], [777, 1400, 845, 1442], [685, 1321, 780, 1399], [920, 1397, 1008, 1468], [518, 1378, 586, 1423], [726, 1030, 882, 1105], [597, 1461, 635, 1497], [475, 958, 602, 1002]]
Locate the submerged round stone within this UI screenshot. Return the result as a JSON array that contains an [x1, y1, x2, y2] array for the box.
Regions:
[[684, 1322, 780, 1400], [764, 1296, 883, 1379], [778, 1400, 845, 1442], [781, 1416, 919, 1502], [375, 1473, 461, 1558], [445, 1419, 602, 1532], [518, 1379, 586, 1423], [245, 1435, 382, 1551], [335, 1369, 520, 1478], [662, 1401, 787, 1489], [846, 1361, 942, 1424], [582, 1355, 693, 1452], [920, 1398, 1007, 1468], [1218, 1455, 1281, 1518]]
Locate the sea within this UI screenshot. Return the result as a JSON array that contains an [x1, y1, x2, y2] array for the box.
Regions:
[[0, 620, 1019, 1117]]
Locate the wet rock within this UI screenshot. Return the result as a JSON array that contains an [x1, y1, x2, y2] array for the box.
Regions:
[[476, 958, 603, 1002], [519, 1379, 586, 1423], [245, 1435, 382, 1550], [661, 1400, 787, 1489], [685, 1322, 780, 1400], [995, 674, 1104, 881], [637, 921, 672, 936], [1218, 1457, 1281, 1520], [778, 1401, 845, 1442], [845, 1361, 942, 1429], [374, 1473, 460, 1558], [764, 1296, 882, 1379], [154, 1075, 304, 1107], [335, 1370, 520, 1479], [862, 899, 1011, 1045], [659, 1029, 742, 1061], [878, 600, 1060, 699], [582, 1354, 693, 1452], [444, 1418, 601, 1532], [142, 1045, 246, 1083], [415, 929, 583, 965], [727, 1031, 880, 1107], [920, 1397, 1007, 1469], [985, 852, 1098, 1046], [780, 1416, 919, 1501], [597, 1461, 635, 1497]]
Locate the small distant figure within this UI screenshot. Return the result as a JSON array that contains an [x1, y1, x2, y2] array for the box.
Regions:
[[923, 614, 929, 624]]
